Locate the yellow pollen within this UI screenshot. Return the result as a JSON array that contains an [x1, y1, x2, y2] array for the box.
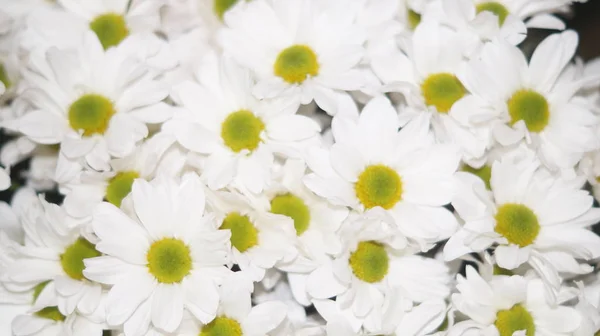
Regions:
[[89, 13, 129, 49], [270, 193, 311, 235], [221, 110, 265, 153], [476, 2, 510, 26], [274, 45, 319, 84], [214, 0, 240, 20], [60, 238, 101, 281], [105, 171, 139, 207], [421, 73, 466, 113], [68, 94, 116, 136], [494, 304, 535, 336], [494, 203, 540, 247], [200, 316, 243, 336], [462, 164, 492, 190], [507, 89, 550, 133], [220, 212, 259, 253], [349, 241, 389, 283], [147, 238, 193, 284], [355, 164, 403, 210]]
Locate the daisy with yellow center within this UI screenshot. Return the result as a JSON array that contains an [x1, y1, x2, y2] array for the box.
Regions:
[[371, 20, 489, 164], [306, 215, 452, 325], [218, 0, 368, 115], [304, 96, 460, 245], [84, 175, 232, 333], [451, 266, 582, 336], [166, 54, 320, 194], [206, 189, 298, 282], [445, 149, 600, 298]]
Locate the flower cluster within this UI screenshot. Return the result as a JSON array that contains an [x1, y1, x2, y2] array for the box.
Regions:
[[0, 0, 599, 335]]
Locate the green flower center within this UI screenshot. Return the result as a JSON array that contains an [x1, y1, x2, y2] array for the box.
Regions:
[[214, 0, 240, 20], [408, 9, 421, 30], [200, 316, 243, 336], [35, 307, 66, 322], [105, 171, 139, 207], [89, 13, 129, 49], [221, 110, 265, 153], [462, 164, 492, 190], [493, 265, 514, 276], [32, 281, 51, 303], [147, 238, 193, 284], [349, 241, 389, 283], [421, 73, 466, 113], [274, 45, 319, 84], [494, 304, 535, 336], [270, 193, 311, 235], [220, 212, 259, 253], [476, 2, 510, 26], [60, 238, 101, 281], [507, 89, 550, 133], [68, 94, 116, 136], [494, 203, 540, 247], [355, 164, 403, 210], [0, 63, 11, 90]]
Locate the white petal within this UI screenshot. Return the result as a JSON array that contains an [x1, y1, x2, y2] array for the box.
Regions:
[[243, 301, 288, 334], [151, 284, 184, 332], [267, 115, 321, 141]]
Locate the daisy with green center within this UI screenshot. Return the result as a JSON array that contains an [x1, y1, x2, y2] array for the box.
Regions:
[[449, 266, 582, 336], [304, 96, 460, 246], [456, 30, 600, 170], [5, 31, 172, 175], [205, 188, 298, 282], [218, 0, 370, 115], [445, 149, 600, 303], [175, 273, 289, 336], [305, 215, 452, 327], [165, 53, 320, 194], [371, 20, 490, 165], [84, 174, 232, 334]]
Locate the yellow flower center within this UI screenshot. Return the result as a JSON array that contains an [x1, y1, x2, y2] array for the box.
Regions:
[[462, 164, 492, 190], [147, 238, 193, 284], [507, 89, 550, 133], [105, 171, 140, 207], [274, 45, 319, 84], [270, 193, 311, 235], [68, 94, 116, 136], [221, 110, 265, 153], [349, 241, 389, 283], [200, 316, 243, 336], [493, 265, 514, 276], [31, 281, 66, 321], [408, 9, 421, 30], [355, 165, 403, 210], [60, 238, 101, 281], [220, 212, 259, 253], [494, 304, 535, 336], [214, 0, 240, 20], [421, 73, 466, 113], [494, 203, 540, 247], [89, 13, 129, 49], [476, 2, 510, 26], [0, 63, 11, 90]]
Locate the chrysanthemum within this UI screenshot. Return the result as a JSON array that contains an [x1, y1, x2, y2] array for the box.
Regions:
[[371, 20, 490, 165], [84, 174, 232, 334], [4, 31, 172, 173], [205, 189, 298, 282], [456, 30, 600, 170], [449, 266, 582, 336], [445, 149, 600, 302], [304, 96, 460, 246], [165, 53, 320, 194], [218, 0, 370, 115], [305, 215, 451, 327]]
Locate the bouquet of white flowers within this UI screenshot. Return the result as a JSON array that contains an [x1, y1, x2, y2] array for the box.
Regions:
[[0, 0, 599, 335]]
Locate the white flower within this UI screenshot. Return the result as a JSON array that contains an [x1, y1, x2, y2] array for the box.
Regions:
[[165, 53, 321, 194], [305, 215, 451, 328], [304, 96, 460, 246], [371, 20, 490, 165], [205, 188, 298, 282], [449, 266, 582, 336], [456, 30, 600, 170], [218, 0, 369, 115], [84, 174, 231, 334], [5, 31, 172, 173], [445, 149, 600, 302]]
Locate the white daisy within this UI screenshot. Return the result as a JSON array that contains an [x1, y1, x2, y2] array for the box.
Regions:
[[449, 266, 582, 336], [176, 272, 289, 336], [205, 188, 298, 282], [305, 215, 451, 328], [371, 20, 490, 165], [218, 0, 370, 115], [574, 277, 600, 336], [4, 31, 173, 173], [304, 96, 460, 247], [84, 174, 232, 334], [445, 149, 600, 302], [165, 53, 321, 194], [455, 30, 600, 170]]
